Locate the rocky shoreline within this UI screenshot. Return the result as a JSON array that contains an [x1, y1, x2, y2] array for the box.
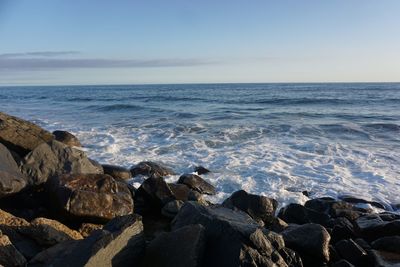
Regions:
[[0, 111, 399, 267]]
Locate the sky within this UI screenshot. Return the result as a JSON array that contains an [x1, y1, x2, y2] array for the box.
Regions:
[[0, 0, 399, 85]]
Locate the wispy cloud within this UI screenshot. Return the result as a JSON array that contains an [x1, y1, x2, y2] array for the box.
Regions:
[[0, 51, 217, 70]]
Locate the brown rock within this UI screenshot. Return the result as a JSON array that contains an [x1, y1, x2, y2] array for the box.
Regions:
[[130, 161, 174, 178], [177, 173, 216, 195], [79, 223, 103, 238], [102, 164, 132, 180], [53, 130, 82, 147]]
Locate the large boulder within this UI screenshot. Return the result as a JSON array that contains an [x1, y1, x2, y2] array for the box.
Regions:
[[278, 203, 331, 226], [0, 143, 27, 198], [281, 223, 331, 265], [102, 164, 132, 180], [371, 236, 400, 253], [0, 231, 27, 267], [172, 202, 286, 267], [21, 140, 103, 186], [177, 173, 216, 195], [143, 224, 206, 267], [130, 161, 174, 178], [355, 214, 400, 240], [222, 190, 278, 226], [29, 214, 145, 267], [47, 173, 133, 222], [53, 130, 82, 147], [0, 112, 54, 156], [168, 183, 203, 202]]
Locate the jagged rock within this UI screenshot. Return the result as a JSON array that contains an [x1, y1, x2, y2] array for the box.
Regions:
[[335, 239, 368, 266], [47, 173, 133, 222], [21, 140, 103, 186], [0, 112, 53, 156], [53, 130, 82, 147], [177, 173, 216, 195], [27, 217, 83, 246], [143, 224, 205, 267], [168, 183, 203, 202], [371, 236, 400, 253], [102, 164, 132, 180], [281, 223, 331, 265], [162, 200, 184, 218], [279, 247, 303, 267], [0, 143, 27, 198], [329, 217, 355, 243], [0, 231, 27, 267], [278, 203, 330, 226], [79, 223, 103, 238], [172, 202, 282, 267], [194, 166, 210, 175], [222, 190, 277, 226], [355, 214, 400, 240], [379, 212, 400, 221], [29, 214, 145, 267], [130, 161, 174, 178]]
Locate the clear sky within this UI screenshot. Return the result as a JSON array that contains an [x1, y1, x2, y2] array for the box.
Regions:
[[0, 0, 399, 85]]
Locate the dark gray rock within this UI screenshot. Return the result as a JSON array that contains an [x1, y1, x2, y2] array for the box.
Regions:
[[355, 214, 400, 240], [161, 200, 184, 218], [47, 173, 133, 223], [168, 183, 203, 202], [278, 203, 331, 226], [29, 214, 145, 267], [279, 247, 303, 267], [194, 166, 210, 175], [335, 239, 368, 266], [0, 112, 54, 157], [370, 249, 400, 267], [0, 231, 27, 267], [53, 130, 82, 147], [21, 140, 103, 186], [172, 202, 281, 267], [340, 195, 386, 210], [130, 161, 174, 178], [143, 224, 205, 267], [177, 173, 216, 195], [281, 223, 331, 265], [0, 143, 27, 198], [222, 190, 278, 226], [102, 164, 132, 180], [305, 197, 353, 217], [331, 259, 355, 267], [371, 236, 400, 253], [329, 217, 355, 243]]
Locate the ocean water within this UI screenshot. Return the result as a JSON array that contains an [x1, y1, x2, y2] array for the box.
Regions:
[[1, 83, 399, 210]]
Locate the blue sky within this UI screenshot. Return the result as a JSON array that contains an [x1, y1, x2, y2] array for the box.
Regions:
[[0, 0, 399, 85]]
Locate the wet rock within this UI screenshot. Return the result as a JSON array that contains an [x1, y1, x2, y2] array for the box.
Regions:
[[177, 173, 216, 195], [329, 217, 355, 243], [268, 217, 289, 232], [0, 143, 27, 198], [222, 190, 278, 226], [53, 130, 82, 147], [21, 140, 103, 186], [370, 249, 400, 267], [162, 200, 184, 218], [47, 173, 133, 223], [278, 203, 331, 226], [340, 195, 386, 210], [281, 223, 331, 265], [78, 223, 103, 238], [102, 164, 132, 180], [305, 197, 353, 217], [371, 236, 400, 253], [143, 224, 205, 267], [168, 183, 203, 202], [279, 247, 303, 267], [27, 217, 83, 246], [331, 259, 355, 267], [355, 214, 400, 240], [194, 165, 210, 175], [30, 214, 145, 267], [379, 212, 400, 221], [172, 202, 279, 267], [335, 239, 368, 266], [134, 176, 174, 215], [130, 161, 174, 178], [0, 231, 27, 267], [0, 112, 54, 156]]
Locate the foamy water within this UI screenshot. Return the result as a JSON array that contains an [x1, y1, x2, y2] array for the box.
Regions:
[[1, 83, 399, 210]]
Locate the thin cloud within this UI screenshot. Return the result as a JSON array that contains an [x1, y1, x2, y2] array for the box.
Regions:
[[0, 51, 80, 58]]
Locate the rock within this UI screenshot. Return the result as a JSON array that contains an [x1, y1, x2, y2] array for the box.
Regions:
[[222, 190, 277, 226], [30, 214, 145, 267], [379, 212, 400, 221], [0, 143, 27, 198], [335, 239, 368, 266], [305, 197, 353, 217], [53, 130, 82, 147], [177, 173, 216, 195], [21, 140, 103, 186], [268, 217, 289, 232], [371, 236, 400, 253], [370, 249, 400, 267], [162, 200, 184, 218], [0, 232, 27, 267], [281, 223, 331, 265], [329, 217, 355, 243], [79, 223, 103, 238], [194, 166, 210, 175], [143, 224, 205, 267], [27, 217, 83, 246], [130, 161, 174, 178], [355, 214, 400, 240], [102, 164, 132, 180], [278, 203, 331, 226], [0, 112, 54, 156], [172, 202, 281, 267], [47, 173, 133, 222], [340, 195, 386, 210], [331, 259, 355, 267], [168, 183, 203, 202], [279, 247, 303, 267]]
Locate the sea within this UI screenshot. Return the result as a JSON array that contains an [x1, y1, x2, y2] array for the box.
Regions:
[[0, 83, 399, 211]]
